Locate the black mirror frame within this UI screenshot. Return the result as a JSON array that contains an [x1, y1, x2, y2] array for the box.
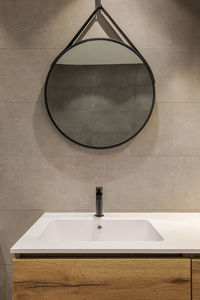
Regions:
[[44, 37, 156, 150]]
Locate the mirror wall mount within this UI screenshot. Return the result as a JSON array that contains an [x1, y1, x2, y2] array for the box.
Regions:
[[95, 0, 102, 9], [44, 5, 156, 149]]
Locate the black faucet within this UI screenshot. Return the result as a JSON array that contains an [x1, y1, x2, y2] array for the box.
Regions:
[[95, 187, 104, 217]]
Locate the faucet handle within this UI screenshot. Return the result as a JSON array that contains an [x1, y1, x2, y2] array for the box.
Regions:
[[95, 187, 104, 217], [96, 187, 103, 195]]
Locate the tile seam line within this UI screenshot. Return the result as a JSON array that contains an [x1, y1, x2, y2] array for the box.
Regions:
[[1, 101, 200, 103], [0, 209, 44, 212], [0, 47, 199, 50], [1, 209, 200, 212], [1, 154, 200, 157]]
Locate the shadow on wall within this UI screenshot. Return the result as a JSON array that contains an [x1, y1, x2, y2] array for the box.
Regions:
[[174, 0, 200, 51], [0, 247, 5, 265], [33, 88, 128, 184], [0, 0, 126, 48], [33, 87, 159, 182], [140, 0, 200, 49], [0, 264, 9, 299], [174, 0, 200, 19], [0, 0, 79, 47]]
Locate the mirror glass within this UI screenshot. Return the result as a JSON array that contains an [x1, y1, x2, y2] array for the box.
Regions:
[[45, 39, 155, 149]]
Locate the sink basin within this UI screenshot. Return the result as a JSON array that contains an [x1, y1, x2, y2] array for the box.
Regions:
[[39, 219, 163, 242], [11, 213, 200, 254]]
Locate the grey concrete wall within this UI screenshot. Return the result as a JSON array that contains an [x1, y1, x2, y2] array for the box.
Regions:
[[0, 0, 200, 298]]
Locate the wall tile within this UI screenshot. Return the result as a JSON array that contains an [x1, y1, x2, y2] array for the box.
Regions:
[[0, 101, 132, 156], [0, 211, 43, 265], [103, 156, 200, 212], [0, 265, 12, 300], [0, 0, 99, 49], [0, 155, 106, 210], [1, 155, 200, 212], [126, 103, 200, 156], [105, 0, 200, 50], [0, 49, 59, 102], [2, 102, 200, 157], [144, 49, 200, 102]]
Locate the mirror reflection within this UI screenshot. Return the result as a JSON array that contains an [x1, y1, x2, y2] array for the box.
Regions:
[[45, 39, 155, 148]]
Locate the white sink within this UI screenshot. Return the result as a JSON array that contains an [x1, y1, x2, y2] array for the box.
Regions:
[[39, 219, 163, 242], [10, 213, 200, 254]]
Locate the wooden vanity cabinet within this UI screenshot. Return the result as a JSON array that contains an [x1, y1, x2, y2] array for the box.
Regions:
[[13, 257, 191, 300], [192, 259, 200, 300]]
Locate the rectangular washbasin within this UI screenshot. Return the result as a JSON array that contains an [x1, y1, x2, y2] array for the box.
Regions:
[[39, 219, 163, 242]]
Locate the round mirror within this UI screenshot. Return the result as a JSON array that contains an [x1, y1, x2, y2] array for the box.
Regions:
[[45, 38, 155, 149]]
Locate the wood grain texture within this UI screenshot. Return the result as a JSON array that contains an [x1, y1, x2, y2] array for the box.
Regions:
[[13, 258, 191, 300], [192, 259, 200, 300]]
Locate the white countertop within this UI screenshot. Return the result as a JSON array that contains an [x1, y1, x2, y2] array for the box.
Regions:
[[10, 213, 200, 254]]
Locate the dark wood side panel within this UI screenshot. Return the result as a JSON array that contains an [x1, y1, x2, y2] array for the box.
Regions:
[[13, 258, 191, 300]]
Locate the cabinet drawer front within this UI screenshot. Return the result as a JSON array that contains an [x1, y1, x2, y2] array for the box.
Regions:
[[13, 258, 191, 300]]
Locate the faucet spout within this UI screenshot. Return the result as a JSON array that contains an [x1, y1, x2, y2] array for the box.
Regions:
[[95, 187, 104, 217]]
